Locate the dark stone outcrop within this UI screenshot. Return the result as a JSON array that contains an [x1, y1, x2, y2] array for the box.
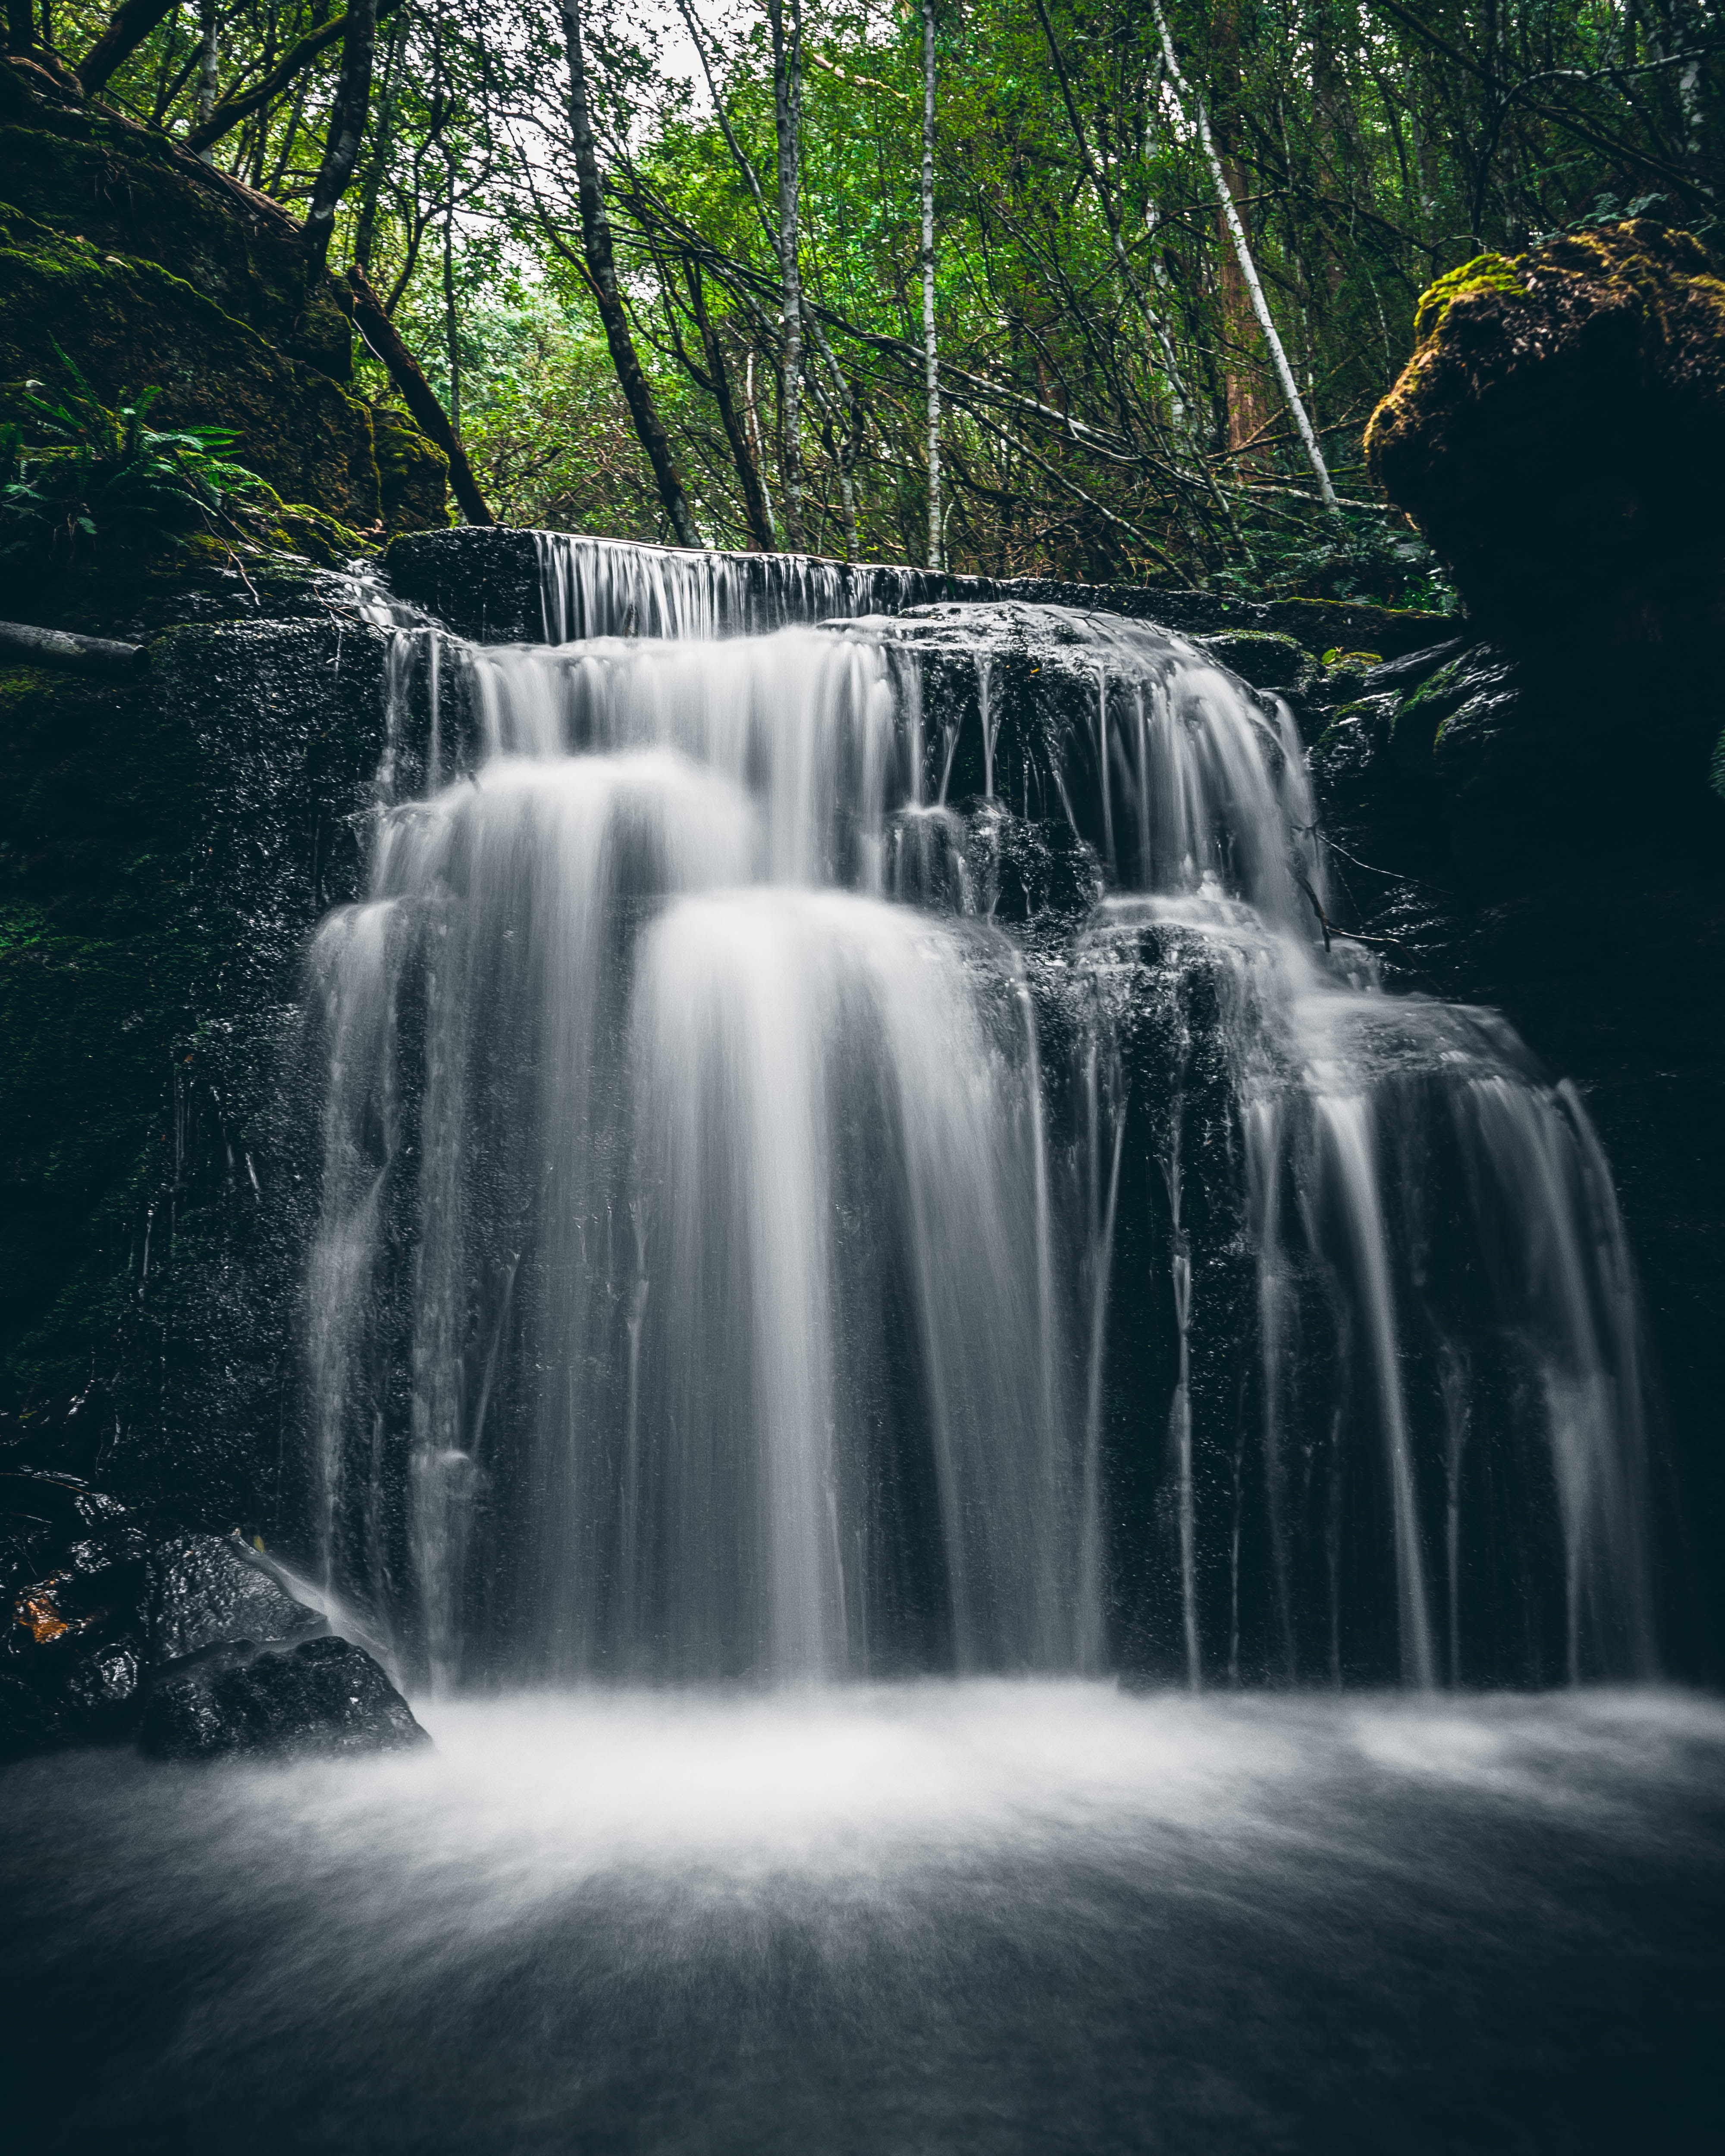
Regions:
[[1, 1467, 426, 1761], [1365, 221, 1725, 661], [1301, 632, 1725, 1673], [0, 609, 440, 1526], [140, 1634, 427, 1761], [149, 1530, 326, 1662]]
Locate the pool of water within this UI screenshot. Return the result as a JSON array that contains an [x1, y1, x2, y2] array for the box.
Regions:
[[5, 1683, 1722, 2153]]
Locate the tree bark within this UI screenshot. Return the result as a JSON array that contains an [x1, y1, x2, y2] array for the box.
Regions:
[[766, 0, 803, 550], [302, 0, 377, 280], [188, 0, 403, 157], [921, 0, 941, 569], [345, 263, 495, 526], [558, 0, 702, 548], [77, 0, 181, 95], [351, 2, 407, 276], [1148, 0, 1336, 504], [1206, 1, 1271, 457], [685, 261, 775, 551], [0, 620, 147, 675], [194, 0, 216, 160]]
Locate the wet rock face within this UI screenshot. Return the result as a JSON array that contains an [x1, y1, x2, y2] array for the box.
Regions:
[[149, 1532, 327, 1663], [0, 1471, 149, 1755], [139, 1636, 428, 1761], [0, 1470, 426, 1761], [1365, 222, 1725, 656]]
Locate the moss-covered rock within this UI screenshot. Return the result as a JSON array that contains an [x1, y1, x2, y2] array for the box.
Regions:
[[1364, 221, 1725, 655], [0, 94, 449, 536], [1199, 629, 1311, 691], [370, 401, 451, 532], [0, 202, 382, 527], [0, 112, 350, 378]]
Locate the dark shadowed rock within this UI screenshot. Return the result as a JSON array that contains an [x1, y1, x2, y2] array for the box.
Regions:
[[139, 1635, 428, 1761], [1, 1470, 150, 1757], [1365, 221, 1725, 659]]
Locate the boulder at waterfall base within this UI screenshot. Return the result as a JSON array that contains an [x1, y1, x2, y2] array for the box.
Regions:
[[139, 1635, 428, 1761], [0, 1471, 426, 1762]]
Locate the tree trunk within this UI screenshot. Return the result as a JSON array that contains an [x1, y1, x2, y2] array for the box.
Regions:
[[767, 0, 803, 550], [441, 166, 460, 442], [921, 0, 941, 569], [302, 0, 377, 280], [558, 0, 702, 548], [77, 0, 181, 94], [1207, 2, 1270, 458], [351, 3, 406, 276], [188, 0, 403, 157], [6, 0, 37, 56], [194, 0, 217, 162], [346, 263, 495, 526], [687, 263, 775, 551], [1148, 0, 1336, 504]]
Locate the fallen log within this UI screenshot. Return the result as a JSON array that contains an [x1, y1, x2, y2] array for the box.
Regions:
[[0, 620, 149, 676]]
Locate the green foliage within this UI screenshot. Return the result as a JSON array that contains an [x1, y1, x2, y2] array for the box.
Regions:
[[14, 0, 1724, 583], [1217, 506, 1458, 612], [1, 346, 269, 576]]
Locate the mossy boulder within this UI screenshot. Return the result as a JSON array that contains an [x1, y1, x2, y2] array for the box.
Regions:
[[0, 202, 382, 526], [371, 401, 452, 532], [1364, 221, 1725, 656], [1200, 629, 1311, 692], [0, 112, 350, 377]]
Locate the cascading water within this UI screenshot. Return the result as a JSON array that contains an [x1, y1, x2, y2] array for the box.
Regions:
[[307, 621, 1080, 1687], [304, 552, 1654, 1694]]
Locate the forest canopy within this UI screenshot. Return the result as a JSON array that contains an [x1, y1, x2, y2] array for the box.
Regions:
[[7, 1, 1722, 595]]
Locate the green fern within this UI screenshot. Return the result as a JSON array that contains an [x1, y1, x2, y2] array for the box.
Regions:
[[1, 345, 270, 575]]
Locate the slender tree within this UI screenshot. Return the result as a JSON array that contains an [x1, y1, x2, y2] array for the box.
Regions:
[[559, 0, 702, 547], [921, 0, 940, 570], [766, 0, 804, 550], [303, 0, 379, 280], [1148, 0, 1337, 505]]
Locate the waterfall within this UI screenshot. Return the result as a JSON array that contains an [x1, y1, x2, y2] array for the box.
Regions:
[[303, 545, 1654, 1692]]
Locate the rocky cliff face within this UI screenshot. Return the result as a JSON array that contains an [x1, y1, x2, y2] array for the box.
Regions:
[[1330, 225, 1725, 1673]]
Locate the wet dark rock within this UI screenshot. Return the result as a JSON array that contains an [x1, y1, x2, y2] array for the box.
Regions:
[[139, 1634, 428, 1761], [148, 1532, 326, 1662], [383, 526, 1452, 656], [1195, 630, 1311, 693], [1, 1470, 150, 1756], [0, 1468, 423, 1761]]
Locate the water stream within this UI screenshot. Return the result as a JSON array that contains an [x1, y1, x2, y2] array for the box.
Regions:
[[6, 538, 1708, 2153], [310, 555, 1653, 1694]]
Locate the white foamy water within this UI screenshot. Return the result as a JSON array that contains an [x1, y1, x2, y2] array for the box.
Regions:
[[6, 1686, 1722, 2151]]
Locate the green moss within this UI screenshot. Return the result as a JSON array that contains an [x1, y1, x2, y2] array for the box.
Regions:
[[1412, 254, 1528, 342], [0, 118, 351, 379], [370, 403, 450, 533], [0, 202, 381, 527], [1203, 629, 1309, 689]]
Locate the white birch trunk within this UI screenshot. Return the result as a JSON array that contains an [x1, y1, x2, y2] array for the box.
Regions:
[[1148, 0, 1337, 507], [922, 0, 942, 570], [768, 0, 805, 550]]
